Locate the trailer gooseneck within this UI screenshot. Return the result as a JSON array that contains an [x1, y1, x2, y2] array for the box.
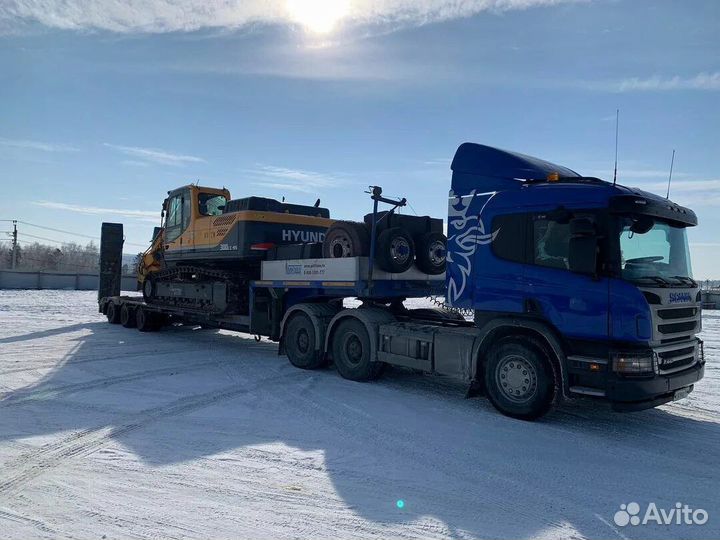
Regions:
[[99, 143, 705, 420]]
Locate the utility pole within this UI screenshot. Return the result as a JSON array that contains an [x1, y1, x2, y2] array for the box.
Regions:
[[11, 220, 17, 269]]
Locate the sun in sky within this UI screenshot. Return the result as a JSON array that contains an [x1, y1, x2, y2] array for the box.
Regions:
[[285, 0, 351, 34]]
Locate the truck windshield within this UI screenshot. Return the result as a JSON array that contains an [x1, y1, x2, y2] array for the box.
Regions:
[[619, 216, 694, 287]]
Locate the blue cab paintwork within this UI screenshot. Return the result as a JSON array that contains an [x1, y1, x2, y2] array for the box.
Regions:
[[446, 143, 688, 346]]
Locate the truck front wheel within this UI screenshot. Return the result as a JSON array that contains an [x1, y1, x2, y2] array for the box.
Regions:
[[484, 338, 554, 420], [285, 313, 325, 370], [332, 318, 384, 381]]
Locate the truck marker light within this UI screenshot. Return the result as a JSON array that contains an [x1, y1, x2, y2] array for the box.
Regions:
[[590, 363, 601, 371]]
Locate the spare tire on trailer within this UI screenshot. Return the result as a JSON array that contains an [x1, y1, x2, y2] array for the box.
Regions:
[[415, 232, 447, 275], [322, 221, 370, 258], [376, 227, 415, 274]]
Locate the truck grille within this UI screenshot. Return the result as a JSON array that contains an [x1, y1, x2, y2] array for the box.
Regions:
[[657, 307, 697, 320], [658, 320, 698, 335], [654, 341, 698, 374]]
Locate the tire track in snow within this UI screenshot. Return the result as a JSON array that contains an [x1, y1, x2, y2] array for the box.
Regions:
[[0, 371, 293, 495]]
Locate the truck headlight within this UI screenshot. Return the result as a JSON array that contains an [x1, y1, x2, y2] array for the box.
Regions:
[[612, 352, 657, 375]]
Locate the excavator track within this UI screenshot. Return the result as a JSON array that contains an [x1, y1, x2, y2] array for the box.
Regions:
[[145, 265, 249, 315]]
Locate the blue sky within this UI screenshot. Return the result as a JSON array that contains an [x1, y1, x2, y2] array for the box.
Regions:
[[1, 0, 718, 277]]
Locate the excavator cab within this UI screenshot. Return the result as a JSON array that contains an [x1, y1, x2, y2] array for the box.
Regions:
[[161, 185, 230, 254]]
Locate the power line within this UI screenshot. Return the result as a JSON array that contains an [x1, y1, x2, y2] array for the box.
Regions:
[[18, 232, 77, 245], [18, 220, 99, 240], [3, 219, 148, 248]]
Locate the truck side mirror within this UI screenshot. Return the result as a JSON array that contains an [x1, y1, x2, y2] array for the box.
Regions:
[[568, 217, 597, 276]]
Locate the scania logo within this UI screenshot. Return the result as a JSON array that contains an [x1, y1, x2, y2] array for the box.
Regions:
[[669, 292, 692, 304]]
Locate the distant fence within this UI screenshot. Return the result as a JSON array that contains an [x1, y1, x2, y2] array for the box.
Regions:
[[0, 270, 137, 292]]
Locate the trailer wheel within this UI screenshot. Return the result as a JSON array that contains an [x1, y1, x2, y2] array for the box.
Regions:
[[376, 227, 415, 273], [106, 302, 121, 324], [120, 304, 136, 328], [322, 221, 370, 258], [136, 306, 158, 332], [285, 313, 326, 370], [484, 338, 554, 420], [332, 318, 383, 381], [415, 232, 447, 275]]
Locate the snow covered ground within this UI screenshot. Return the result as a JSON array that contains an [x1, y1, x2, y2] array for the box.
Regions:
[[0, 290, 718, 540]]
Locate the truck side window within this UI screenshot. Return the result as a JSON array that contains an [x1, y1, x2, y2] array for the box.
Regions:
[[533, 219, 570, 269], [491, 213, 526, 263]]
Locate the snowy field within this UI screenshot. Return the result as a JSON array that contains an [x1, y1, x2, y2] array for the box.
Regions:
[[0, 290, 718, 540]]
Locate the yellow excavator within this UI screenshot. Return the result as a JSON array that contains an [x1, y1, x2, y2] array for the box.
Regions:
[[137, 184, 333, 313]]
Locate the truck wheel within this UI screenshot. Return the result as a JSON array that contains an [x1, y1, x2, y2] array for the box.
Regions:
[[136, 306, 158, 332], [106, 302, 121, 324], [142, 276, 156, 303], [415, 232, 447, 274], [484, 338, 554, 420], [332, 318, 383, 381], [285, 313, 326, 370], [120, 304, 136, 328], [376, 227, 415, 273], [322, 221, 370, 258]]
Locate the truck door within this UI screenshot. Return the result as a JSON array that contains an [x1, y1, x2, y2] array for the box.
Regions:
[[523, 209, 610, 341]]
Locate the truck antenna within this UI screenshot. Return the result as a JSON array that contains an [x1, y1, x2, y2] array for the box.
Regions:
[[666, 149, 676, 199], [613, 108, 619, 186]]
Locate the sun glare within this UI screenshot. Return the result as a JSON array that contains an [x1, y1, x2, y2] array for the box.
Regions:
[[286, 0, 350, 34]]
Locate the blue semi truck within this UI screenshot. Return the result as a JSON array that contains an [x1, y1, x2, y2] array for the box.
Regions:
[[99, 143, 704, 420]]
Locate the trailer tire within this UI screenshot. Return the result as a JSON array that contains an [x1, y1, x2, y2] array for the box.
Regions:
[[136, 306, 158, 332], [322, 221, 370, 258], [285, 313, 326, 370], [106, 302, 121, 324], [120, 304, 136, 328], [376, 227, 415, 273], [484, 337, 554, 420], [332, 318, 383, 381], [415, 232, 447, 275]]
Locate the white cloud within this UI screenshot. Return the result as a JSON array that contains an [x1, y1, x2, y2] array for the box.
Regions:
[[617, 72, 720, 92], [248, 164, 342, 193], [583, 72, 720, 93], [0, 0, 579, 34], [0, 137, 79, 152], [33, 201, 159, 222], [104, 143, 205, 166]]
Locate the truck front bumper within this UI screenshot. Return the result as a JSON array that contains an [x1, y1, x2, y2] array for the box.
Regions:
[[607, 361, 705, 412]]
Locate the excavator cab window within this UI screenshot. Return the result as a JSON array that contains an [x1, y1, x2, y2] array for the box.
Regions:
[[198, 193, 227, 216], [165, 192, 191, 243]]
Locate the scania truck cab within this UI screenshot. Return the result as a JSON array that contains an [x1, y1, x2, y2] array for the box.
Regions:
[[447, 143, 703, 413]]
